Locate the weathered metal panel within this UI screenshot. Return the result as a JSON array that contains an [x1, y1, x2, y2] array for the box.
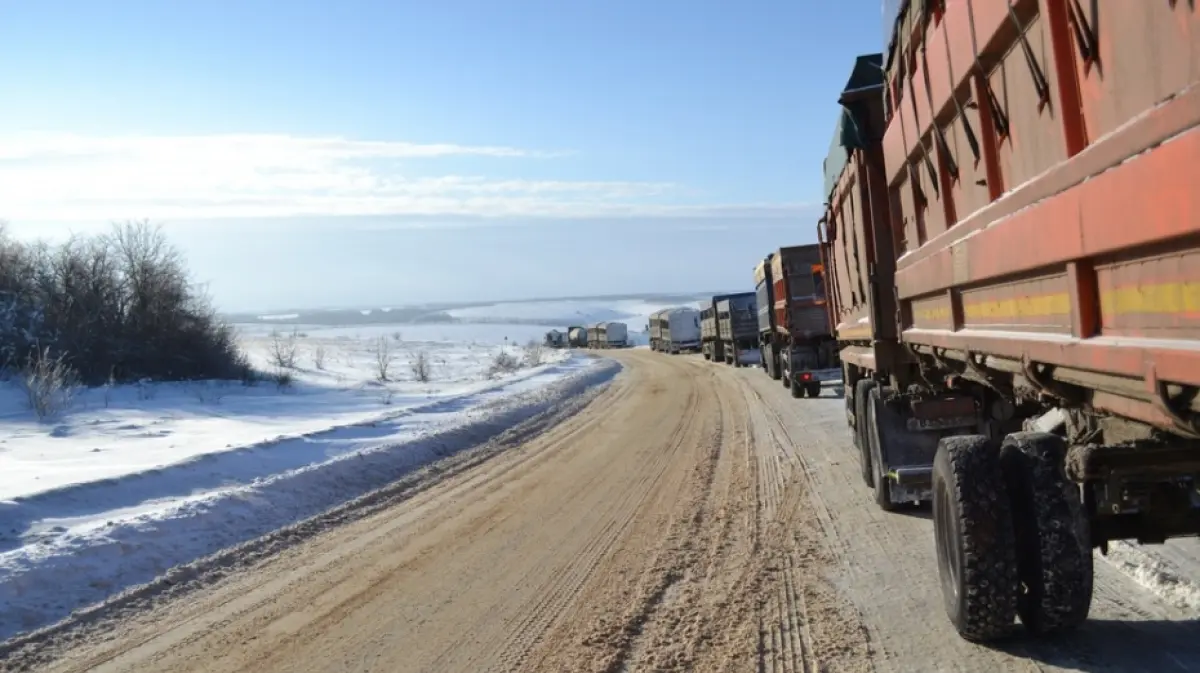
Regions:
[[756, 280, 773, 334], [873, 0, 1200, 434], [956, 273, 1072, 334], [1070, 2, 1200, 151], [910, 294, 952, 331], [1096, 245, 1200, 340]]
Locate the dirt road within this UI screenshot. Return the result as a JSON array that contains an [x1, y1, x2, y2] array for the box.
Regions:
[[9, 351, 1200, 673]]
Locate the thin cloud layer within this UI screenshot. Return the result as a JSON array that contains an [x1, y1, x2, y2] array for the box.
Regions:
[[0, 132, 808, 222]]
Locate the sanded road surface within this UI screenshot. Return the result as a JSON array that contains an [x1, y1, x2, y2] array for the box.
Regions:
[[11, 351, 1200, 673]]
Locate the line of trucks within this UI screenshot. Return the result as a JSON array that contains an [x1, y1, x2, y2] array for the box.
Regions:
[[544, 323, 629, 349], [790, 0, 1200, 646], [646, 248, 843, 398], [642, 0, 1200, 647]]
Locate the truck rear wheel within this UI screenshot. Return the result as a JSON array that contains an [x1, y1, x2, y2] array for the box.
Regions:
[[864, 388, 898, 512], [933, 435, 1019, 642], [853, 379, 876, 486], [768, 346, 781, 380], [789, 377, 803, 399], [1000, 432, 1093, 636]]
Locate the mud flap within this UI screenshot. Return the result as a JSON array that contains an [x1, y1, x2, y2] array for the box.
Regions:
[[870, 390, 938, 505]]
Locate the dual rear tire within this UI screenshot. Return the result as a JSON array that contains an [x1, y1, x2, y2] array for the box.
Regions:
[[932, 432, 1092, 641]]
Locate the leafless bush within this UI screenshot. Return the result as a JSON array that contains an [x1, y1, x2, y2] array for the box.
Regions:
[[21, 346, 79, 419], [372, 336, 394, 381], [272, 367, 295, 391], [269, 329, 299, 369], [410, 350, 432, 382], [312, 344, 327, 370], [0, 221, 250, 385], [486, 348, 521, 379], [392, 331, 403, 343], [522, 340, 545, 367]]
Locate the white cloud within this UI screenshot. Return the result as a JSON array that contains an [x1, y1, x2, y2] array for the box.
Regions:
[[0, 132, 810, 223]]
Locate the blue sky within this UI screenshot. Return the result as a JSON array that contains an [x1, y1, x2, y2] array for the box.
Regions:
[[0, 0, 885, 312]]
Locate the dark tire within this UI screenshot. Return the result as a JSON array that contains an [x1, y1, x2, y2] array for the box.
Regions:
[[806, 383, 821, 398], [853, 379, 876, 486], [1000, 432, 1093, 636], [789, 377, 803, 399], [864, 388, 899, 512], [933, 435, 1020, 642]]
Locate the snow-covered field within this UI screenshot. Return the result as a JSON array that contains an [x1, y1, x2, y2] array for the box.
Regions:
[[0, 325, 618, 642]]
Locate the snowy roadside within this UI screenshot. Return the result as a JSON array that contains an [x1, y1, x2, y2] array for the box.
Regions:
[[0, 330, 620, 643]]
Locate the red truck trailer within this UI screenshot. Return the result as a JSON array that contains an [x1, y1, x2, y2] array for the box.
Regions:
[[760, 245, 841, 398], [821, 1, 1200, 643]]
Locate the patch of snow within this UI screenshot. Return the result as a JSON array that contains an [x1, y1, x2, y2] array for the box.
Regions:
[[255, 313, 300, 321], [1102, 541, 1200, 613], [0, 327, 611, 642]]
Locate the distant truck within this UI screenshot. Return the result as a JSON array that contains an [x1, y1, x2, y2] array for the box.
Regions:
[[566, 326, 587, 348], [650, 307, 701, 354], [543, 329, 566, 348], [587, 321, 628, 349], [700, 293, 757, 366], [760, 244, 840, 398], [754, 254, 777, 377]]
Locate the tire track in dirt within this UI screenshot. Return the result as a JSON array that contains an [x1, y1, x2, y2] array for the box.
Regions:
[[739, 371, 1200, 673]]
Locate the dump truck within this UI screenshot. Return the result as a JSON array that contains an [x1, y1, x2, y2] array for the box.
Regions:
[[820, 2, 1200, 644], [760, 245, 840, 398], [716, 294, 758, 367], [701, 293, 752, 363], [652, 307, 701, 354], [648, 310, 667, 351], [754, 254, 778, 377], [588, 321, 627, 349]]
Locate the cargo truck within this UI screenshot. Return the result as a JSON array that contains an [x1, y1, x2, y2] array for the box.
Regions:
[[716, 294, 758, 367], [821, 2, 1200, 644], [647, 310, 667, 351], [588, 321, 627, 349], [763, 244, 841, 398], [653, 307, 701, 354], [701, 293, 752, 363], [754, 254, 779, 378]]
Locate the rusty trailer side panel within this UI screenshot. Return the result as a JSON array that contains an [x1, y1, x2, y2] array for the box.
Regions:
[[877, 0, 1200, 437], [820, 53, 897, 374]]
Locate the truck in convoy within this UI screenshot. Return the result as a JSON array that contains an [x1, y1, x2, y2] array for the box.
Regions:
[[567, 326, 587, 348], [701, 293, 753, 363], [587, 321, 628, 349], [820, 2, 1200, 643], [651, 307, 701, 354], [754, 254, 778, 377], [716, 294, 758, 367], [759, 244, 841, 398], [648, 310, 667, 351]]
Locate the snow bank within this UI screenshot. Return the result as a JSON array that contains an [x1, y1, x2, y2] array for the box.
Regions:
[[0, 329, 615, 643]]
